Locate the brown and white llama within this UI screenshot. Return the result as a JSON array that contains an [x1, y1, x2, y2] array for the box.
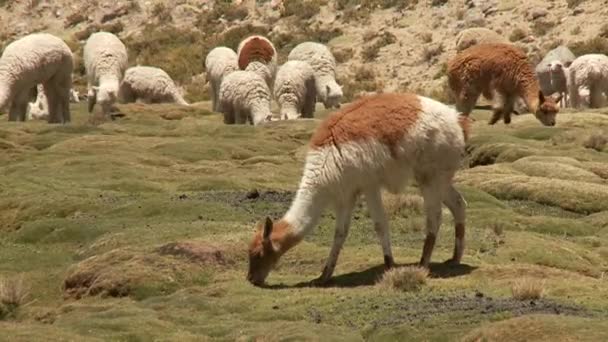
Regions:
[[247, 93, 470, 286], [447, 43, 561, 126]]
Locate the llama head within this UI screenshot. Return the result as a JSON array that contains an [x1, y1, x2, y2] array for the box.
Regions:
[[535, 90, 560, 126], [247, 217, 281, 286], [322, 84, 343, 109]]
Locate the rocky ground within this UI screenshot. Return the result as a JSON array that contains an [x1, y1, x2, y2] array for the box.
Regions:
[[2, 0, 608, 102]]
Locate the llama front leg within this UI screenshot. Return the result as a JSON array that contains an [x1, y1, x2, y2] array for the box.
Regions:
[[489, 91, 507, 125], [311, 196, 356, 285], [442, 185, 466, 264], [364, 188, 394, 269], [501, 95, 516, 125], [419, 182, 443, 268]]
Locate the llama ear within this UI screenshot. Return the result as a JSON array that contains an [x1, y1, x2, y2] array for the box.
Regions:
[[263, 216, 273, 241], [554, 93, 563, 104], [538, 90, 546, 103]]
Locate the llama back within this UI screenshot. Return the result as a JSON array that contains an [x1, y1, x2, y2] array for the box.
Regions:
[[237, 37, 276, 70]]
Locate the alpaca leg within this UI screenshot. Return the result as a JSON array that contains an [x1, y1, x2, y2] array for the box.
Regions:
[[9, 89, 31, 121], [222, 104, 235, 124], [489, 91, 506, 125], [302, 80, 317, 118], [44, 83, 61, 123], [364, 188, 394, 269], [590, 84, 603, 108], [502, 95, 516, 125], [418, 180, 444, 268], [442, 185, 466, 265], [312, 195, 356, 285]]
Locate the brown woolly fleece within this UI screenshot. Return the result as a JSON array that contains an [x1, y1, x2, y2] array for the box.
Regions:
[[447, 43, 541, 114], [309, 93, 422, 154], [238, 37, 275, 70]]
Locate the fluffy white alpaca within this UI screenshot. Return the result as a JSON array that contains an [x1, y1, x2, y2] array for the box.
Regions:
[[0, 33, 73, 123], [273, 60, 317, 119], [218, 70, 273, 125], [119, 66, 189, 105], [247, 92, 470, 286], [83, 32, 128, 118], [205, 46, 238, 112], [288, 42, 343, 109], [568, 54, 608, 109]]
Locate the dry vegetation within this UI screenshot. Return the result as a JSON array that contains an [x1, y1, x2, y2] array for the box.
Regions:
[[379, 266, 429, 292]]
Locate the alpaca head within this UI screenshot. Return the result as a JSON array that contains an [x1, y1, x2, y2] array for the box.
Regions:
[[322, 84, 343, 109], [247, 217, 281, 286], [535, 90, 560, 126]]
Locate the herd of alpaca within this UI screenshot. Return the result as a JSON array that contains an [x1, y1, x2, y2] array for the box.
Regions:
[[0, 27, 604, 288]]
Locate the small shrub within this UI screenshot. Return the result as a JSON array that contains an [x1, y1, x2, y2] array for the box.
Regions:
[[455, 8, 465, 20], [532, 20, 555, 37], [420, 32, 433, 43], [333, 47, 353, 63], [509, 28, 527, 42], [340, 66, 384, 101], [151, 2, 172, 23], [0, 275, 30, 320], [214, 2, 249, 21], [570, 26, 581, 35], [583, 133, 608, 152], [433, 62, 447, 80], [382, 193, 424, 216], [282, 0, 322, 20], [511, 278, 545, 300], [567, 0, 585, 8], [431, 0, 447, 6], [422, 43, 444, 64], [379, 266, 429, 292], [569, 37, 608, 57], [599, 24, 608, 39], [361, 31, 397, 61]]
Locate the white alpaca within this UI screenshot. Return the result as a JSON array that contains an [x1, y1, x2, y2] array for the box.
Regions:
[[119, 66, 189, 105], [535, 46, 576, 98], [83, 32, 128, 118], [273, 60, 317, 119], [205, 46, 238, 112], [548, 61, 570, 107], [568, 54, 608, 109], [0, 33, 73, 123], [247, 93, 469, 286], [288, 41, 343, 109], [218, 70, 273, 125]]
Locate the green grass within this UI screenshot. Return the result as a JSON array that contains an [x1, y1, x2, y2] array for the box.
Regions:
[[0, 104, 607, 341]]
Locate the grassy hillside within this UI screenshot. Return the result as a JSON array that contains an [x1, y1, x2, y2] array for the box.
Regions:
[[0, 103, 607, 341]]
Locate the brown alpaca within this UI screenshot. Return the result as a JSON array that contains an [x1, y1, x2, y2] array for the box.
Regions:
[[447, 43, 561, 126], [237, 36, 276, 70]]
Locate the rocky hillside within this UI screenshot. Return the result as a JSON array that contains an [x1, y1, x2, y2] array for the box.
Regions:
[[1, 0, 607, 103]]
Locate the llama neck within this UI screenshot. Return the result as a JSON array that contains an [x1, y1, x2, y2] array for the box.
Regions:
[[521, 80, 541, 113], [283, 185, 327, 239]]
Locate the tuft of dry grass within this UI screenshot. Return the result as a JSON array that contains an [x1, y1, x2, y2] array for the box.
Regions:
[[511, 278, 545, 300], [379, 266, 429, 292], [569, 37, 608, 57], [382, 192, 424, 217], [567, 0, 585, 8], [422, 43, 444, 64], [0, 275, 30, 319], [509, 28, 527, 42], [583, 133, 608, 152]]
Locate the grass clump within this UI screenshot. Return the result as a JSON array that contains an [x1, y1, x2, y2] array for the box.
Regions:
[[422, 43, 444, 64], [511, 278, 545, 300], [361, 31, 397, 61], [340, 65, 384, 101], [583, 133, 608, 152], [567, 0, 585, 8], [281, 0, 324, 20], [379, 266, 429, 292], [0, 275, 30, 320], [569, 37, 608, 57], [509, 28, 527, 42]]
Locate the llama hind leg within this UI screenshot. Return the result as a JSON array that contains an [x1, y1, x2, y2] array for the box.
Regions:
[[442, 185, 466, 265], [501, 95, 516, 125], [364, 188, 394, 269], [418, 180, 444, 268], [312, 195, 357, 285]]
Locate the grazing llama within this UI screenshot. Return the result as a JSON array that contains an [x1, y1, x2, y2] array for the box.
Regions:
[[447, 43, 561, 126], [247, 93, 470, 286]]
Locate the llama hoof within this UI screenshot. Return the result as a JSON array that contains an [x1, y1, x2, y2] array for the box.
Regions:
[[309, 276, 331, 287]]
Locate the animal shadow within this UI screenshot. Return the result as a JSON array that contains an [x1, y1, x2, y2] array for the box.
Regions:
[[268, 261, 477, 289]]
